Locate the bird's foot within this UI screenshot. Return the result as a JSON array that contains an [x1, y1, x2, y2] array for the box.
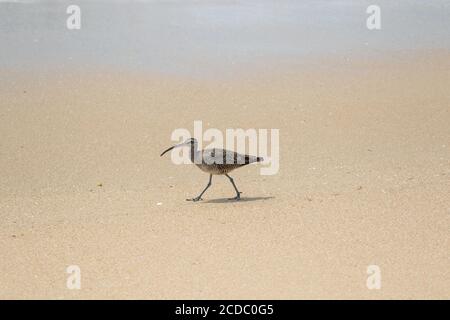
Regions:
[[186, 196, 203, 202], [228, 192, 242, 201]]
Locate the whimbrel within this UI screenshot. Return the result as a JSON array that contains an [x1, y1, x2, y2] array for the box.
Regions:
[[160, 138, 263, 201]]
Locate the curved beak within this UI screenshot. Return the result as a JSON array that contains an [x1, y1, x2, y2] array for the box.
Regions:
[[160, 143, 184, 157]]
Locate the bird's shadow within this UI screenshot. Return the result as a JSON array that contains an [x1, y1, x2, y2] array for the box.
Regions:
[[202, 196, 274, 204]]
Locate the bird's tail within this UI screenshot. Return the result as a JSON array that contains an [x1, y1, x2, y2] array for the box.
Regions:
[[242, 155, 264, 165]]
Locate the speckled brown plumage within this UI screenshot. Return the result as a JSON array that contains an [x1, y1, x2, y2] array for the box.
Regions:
[[161, 138, 263, 202]]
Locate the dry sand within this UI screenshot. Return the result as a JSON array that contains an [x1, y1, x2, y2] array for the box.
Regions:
[[0, 52, 449, 299]]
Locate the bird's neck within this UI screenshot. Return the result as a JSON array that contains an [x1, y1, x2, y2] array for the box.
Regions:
[[190, 144, 199, 163]]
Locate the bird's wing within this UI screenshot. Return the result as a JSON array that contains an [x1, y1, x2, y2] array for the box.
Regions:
[[202, 148, 261, 165]]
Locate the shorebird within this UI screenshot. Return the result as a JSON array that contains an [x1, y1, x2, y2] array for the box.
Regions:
[[160, 138, 263, 201]]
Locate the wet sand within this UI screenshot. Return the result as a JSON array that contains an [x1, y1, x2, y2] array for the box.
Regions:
[[0, 52, 449, 299]]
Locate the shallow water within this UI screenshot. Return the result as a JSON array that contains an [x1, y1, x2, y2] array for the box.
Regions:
[[1, 0, 449, 76]]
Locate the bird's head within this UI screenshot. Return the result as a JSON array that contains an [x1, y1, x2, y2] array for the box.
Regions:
[[160, 138, 198, 157]]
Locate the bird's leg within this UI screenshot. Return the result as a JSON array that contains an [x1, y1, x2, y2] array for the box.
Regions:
[[187, 174, 212, 202], [225, 174, 241, 201]]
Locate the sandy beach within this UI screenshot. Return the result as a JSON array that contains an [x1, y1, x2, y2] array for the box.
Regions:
[[0, 49, 449, 299]]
